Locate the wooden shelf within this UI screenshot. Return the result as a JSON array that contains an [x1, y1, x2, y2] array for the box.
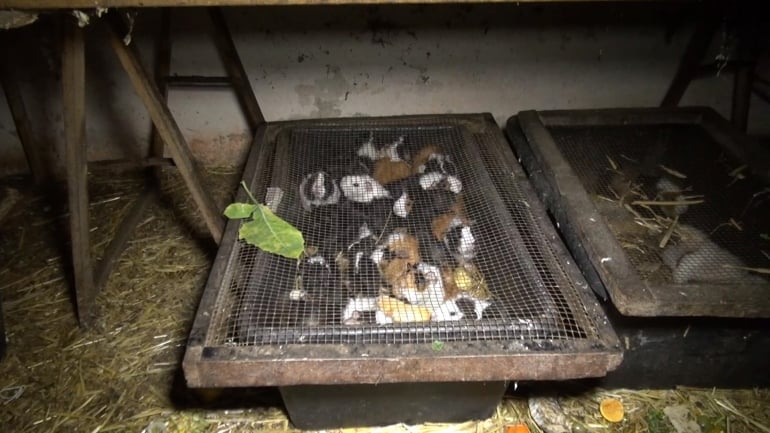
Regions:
[[1, 0, 686, 10]]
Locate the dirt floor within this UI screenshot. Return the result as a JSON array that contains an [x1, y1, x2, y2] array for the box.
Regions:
[[0, 167, 768, 433]]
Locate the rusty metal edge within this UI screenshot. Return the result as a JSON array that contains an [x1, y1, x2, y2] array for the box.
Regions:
[[184, 113, 625, 388], [183, 123, 270, 387], [187, 342, 623, 387]]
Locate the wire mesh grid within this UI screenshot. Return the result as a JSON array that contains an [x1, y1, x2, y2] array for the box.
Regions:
[[208, 118, 601, 346], [549, 124, 770, 286]]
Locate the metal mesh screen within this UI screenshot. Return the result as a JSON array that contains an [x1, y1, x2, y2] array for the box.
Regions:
[[550, 125, 770, 286], [207, 118, 600, 346]]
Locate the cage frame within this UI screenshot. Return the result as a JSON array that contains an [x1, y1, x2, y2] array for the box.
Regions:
[[184, 114, 622, 388], [510, 107, 770, 318]]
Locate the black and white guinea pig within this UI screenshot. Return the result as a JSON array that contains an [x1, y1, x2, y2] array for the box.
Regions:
[[443, 217, 476, 263], [419, 171, 462, 194], [357, 134, 408, 162], [380, 136, 408, 162], [387, 173, 460, 220], [298, 253, 337, 293], [339, 223, 383, 298], [336, 186, 393, 240], [339, 174, 391, 203], [356, 132, 378, 161], [416, 228, 455, 268], [299, 171, 340, 211]]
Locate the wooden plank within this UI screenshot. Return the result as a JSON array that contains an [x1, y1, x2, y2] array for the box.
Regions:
[[660, 10, 719, 107], [166, 75, 231, 86], [88, 157, 174, 172], [207, 7, 264, 132], [730, 57, 755, 133], [0, 35, 47, 184], [0, 0, 686, 10], [517, 110, 658, 316], [150, 8, 171, 167], [62, 18, 97, 326], [107, 12, 224, 244], [94, 187, 155, 290]]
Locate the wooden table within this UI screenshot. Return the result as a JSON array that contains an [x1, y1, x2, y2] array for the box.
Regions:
[[0, 0, 713, 329]]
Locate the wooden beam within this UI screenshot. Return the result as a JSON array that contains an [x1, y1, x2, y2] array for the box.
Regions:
[[88, 157, 175, 172], [207, 7, 265, 132], [730, 37, 756, 133], [107, 12, 224, 244], [0, 0, 693, 10], [0, 34, 47, 184], [62, 18, 97, 326], [731, 62, 754, 132], [660, 10, 719, 107], [94, 187, 155, 290], [150, 8, 172, 166], [166, 75, 231, 87]]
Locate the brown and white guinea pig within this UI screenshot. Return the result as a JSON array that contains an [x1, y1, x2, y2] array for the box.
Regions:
[[370, 232, 422, 300], [413, 147, 458, 178], [373, 158, 412, 186], [299, 171, 340, 212]]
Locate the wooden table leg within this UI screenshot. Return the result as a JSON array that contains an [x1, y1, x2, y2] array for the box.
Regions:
[[62, 18, 97, 326], [207, 7, 265, 132], [1, 33, 47, 184], [106, 12, 224, 244], [94, 187, 155, 290]]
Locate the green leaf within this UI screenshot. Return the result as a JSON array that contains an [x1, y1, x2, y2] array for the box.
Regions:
[[238, 204, 305, 259], [431, 340, 445, 351], [224, 202, 258, 219]]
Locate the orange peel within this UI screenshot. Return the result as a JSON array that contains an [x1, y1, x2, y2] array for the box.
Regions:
[[504, 424, 531, 433], [599, 398, 624, 422]]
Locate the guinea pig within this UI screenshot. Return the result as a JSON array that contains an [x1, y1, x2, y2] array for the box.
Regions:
[[442, 217, 477, 263], [386, 174, 459, 220], [299, 171, 340, 211], [340, 174, 391, 203], [379, 136, 408, 162], [356, 132, 378, 161], [396, 262, 446, 307], [431, 299, 464, 322], [415, 150, 458, 178], [339, 223, 384, 298], [419, 172, 462, 194], [373, 158, 412, 186]]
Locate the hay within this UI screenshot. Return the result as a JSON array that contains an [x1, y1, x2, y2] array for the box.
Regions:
[[1, 168, 769, 433]]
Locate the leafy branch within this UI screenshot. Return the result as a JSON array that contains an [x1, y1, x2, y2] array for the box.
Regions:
[[223, 181, 305, 259]]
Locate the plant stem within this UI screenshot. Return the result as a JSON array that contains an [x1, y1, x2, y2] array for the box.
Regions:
[[240, 181, 259, 204]]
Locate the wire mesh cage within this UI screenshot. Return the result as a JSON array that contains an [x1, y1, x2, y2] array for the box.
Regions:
[[184, 114, 621, 388], [509, 108, 770, 318]]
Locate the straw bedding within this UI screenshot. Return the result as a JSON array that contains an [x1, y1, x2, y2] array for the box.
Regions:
[[0, 168, 767, 433]]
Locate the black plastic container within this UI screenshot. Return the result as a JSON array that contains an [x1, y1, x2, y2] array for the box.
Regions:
[[281, 381, 507, 429]]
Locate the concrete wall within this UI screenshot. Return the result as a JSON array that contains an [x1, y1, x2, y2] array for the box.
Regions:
[[1, 3, 768, 177]]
